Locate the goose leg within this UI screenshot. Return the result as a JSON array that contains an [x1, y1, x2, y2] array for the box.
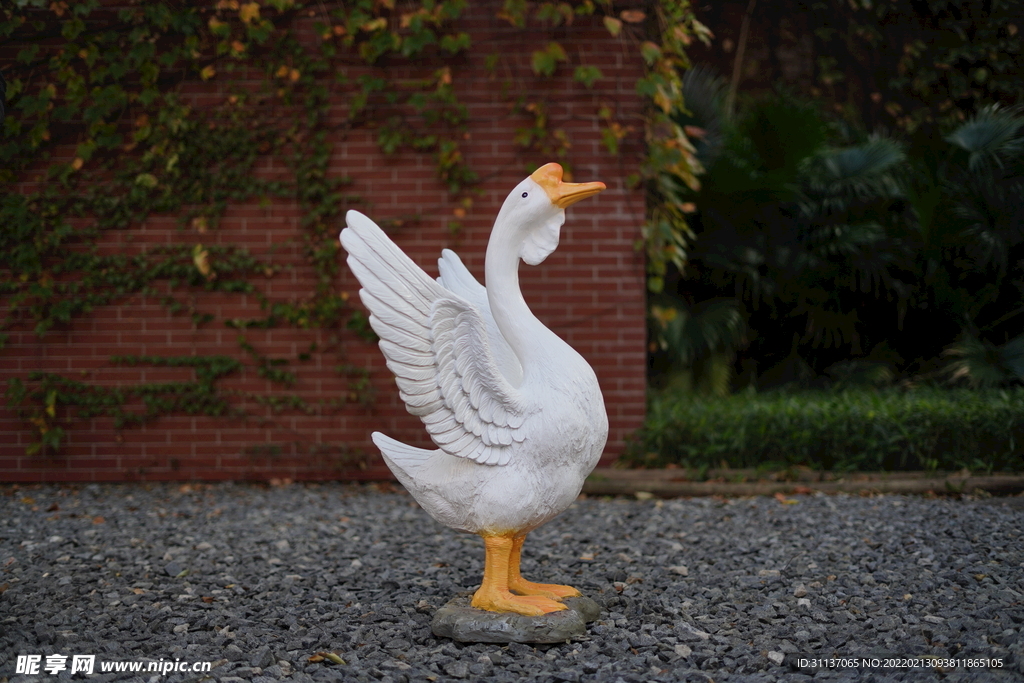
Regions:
[[471, 534, 567, 615], [507, 533, 581, 600]]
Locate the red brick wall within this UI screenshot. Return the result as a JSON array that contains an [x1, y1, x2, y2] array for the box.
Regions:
[[0, 5, 648, 482]]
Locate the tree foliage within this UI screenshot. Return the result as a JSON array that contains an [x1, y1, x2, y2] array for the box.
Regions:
[[655, 62, 1024, 392]]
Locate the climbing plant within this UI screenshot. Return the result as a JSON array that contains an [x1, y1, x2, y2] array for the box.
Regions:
[[1, 0, 704, 458]]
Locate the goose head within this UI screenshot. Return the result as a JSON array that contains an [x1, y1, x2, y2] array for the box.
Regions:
[[493, 163, 606, 265]]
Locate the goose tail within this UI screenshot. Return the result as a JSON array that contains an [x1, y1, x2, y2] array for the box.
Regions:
[[371, 431, 443, 487], [371, 432, 464, 526]]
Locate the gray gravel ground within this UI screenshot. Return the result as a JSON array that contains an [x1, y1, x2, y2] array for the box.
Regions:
[[1, 483, 1022, 683]]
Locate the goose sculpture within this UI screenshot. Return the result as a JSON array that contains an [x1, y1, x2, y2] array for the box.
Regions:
[[339, 163, 608, 616]]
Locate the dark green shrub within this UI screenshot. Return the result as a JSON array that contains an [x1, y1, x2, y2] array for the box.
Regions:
[[626, 388, 1024, 473]]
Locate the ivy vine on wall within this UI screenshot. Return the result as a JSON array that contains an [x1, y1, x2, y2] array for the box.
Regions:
[[0, 0, 705, 458]]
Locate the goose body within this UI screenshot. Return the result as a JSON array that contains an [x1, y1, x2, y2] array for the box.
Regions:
[[340, 163, 608, 614]]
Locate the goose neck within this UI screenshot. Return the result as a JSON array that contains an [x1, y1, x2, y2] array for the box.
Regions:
[[484, 231, 550, 371]]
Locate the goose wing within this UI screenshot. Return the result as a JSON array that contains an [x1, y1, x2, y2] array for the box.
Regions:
[[436, 249, 523, 386], [340, 210, 526, 466]]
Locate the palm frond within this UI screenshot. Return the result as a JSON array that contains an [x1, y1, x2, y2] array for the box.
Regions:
[[944, 333, 1024, 387], [822, 137, 906, 183], [945, 105, 1024, 173], [653, 297, 746, 367], [948, 164, 1024, 270], [677, 66, 727, 167], [802, 222, 887, 257], [801, 136, 905, 214], [800, 306, 860, 349]]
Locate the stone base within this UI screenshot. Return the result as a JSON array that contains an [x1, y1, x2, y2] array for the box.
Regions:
[[430, 593, 602, 644]]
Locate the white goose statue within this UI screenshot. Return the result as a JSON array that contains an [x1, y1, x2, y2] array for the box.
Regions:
[[339, 162, 608, 616]]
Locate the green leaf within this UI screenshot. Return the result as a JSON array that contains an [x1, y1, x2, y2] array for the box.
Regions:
[[135, 173, 158, 188], [17, 44, 39, 63], [439, 32, 470, 54], [573, 65, 603, 88], [531, 42, 567, 77], [640, 41, 662, 65]]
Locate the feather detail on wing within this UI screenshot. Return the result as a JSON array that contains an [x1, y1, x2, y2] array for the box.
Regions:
[[437, 249, 524, 387], [340, 210, 525, 466]]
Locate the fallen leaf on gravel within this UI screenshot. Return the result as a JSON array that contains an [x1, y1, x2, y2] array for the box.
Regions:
[[92, 516, 105, 524]]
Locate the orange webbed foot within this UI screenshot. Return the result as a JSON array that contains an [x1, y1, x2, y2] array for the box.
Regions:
[[508, 578, 582, 601], [471, 586, 568, 616]]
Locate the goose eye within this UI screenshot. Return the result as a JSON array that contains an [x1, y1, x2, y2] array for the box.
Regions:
[[521, 192, 528, 198]]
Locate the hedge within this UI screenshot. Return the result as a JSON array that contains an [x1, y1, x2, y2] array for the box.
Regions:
[[624, 388, 1024, 473]]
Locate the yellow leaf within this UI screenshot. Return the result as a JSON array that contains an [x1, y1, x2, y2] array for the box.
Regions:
[[192, 244, 212, 277], [400, 11, 423, 28], [653, 89, 671, 113], [275, 65, 290, 78], [361, 17, 387, 32], [650, 306, 677, 326], [231, 40, 246, 53], [216, 0, 239, 9], [200, 65, 216, 81], [239, 2, 260, 24], [684, 125, 707, 139], [603, 16, 622, 37], [620, 9, 645, 23], [437, 66, 452, 85], [288, 68, 300, 82], [71, 158, 83, 171], [208, 16, 225, 31]]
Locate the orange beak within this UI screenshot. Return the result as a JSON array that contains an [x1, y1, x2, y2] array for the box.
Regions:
[[530, 163, 606, 209]]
